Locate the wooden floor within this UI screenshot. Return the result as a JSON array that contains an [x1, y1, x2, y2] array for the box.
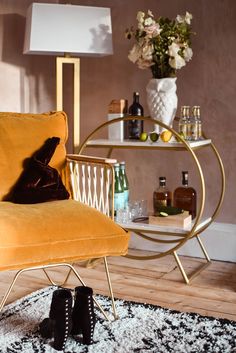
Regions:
[[1, 250, 236, 321]]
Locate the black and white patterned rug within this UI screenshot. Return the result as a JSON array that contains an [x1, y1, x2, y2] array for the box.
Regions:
[[0, 286, 236, 352]]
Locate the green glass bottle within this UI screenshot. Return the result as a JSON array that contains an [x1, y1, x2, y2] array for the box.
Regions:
[[114, 163, 124, 216], [119, 161, 129, 207]]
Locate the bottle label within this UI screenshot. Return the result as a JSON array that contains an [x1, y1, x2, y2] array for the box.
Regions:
[[158, 200, 167, 207], [128, 120, 143, 139], [123, 190, 129, 207], [179, 123, 188, 138], [114, 192, 125, 211], [198, 124, 202, 139], [190, 123, 198, 140]]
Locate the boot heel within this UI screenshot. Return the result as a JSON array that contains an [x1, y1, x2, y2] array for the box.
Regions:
[[39, 288, 73, 351], [72, 286, 96, 345], [39, 318, 54, 339]]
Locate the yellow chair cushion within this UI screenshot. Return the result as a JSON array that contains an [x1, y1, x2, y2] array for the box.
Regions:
[[0, 200, 129, 271], [0, 111, 68, 201]]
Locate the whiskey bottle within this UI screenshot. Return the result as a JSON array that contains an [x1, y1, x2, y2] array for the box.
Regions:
[[173, 171, 197, 219], [153, 177, 172, 213], [114, 163, 124, 217], [125, 92, 144, 139], [119, 161, 129, 207]]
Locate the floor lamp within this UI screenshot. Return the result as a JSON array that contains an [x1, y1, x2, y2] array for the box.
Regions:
[[23, 2, 113, 153]]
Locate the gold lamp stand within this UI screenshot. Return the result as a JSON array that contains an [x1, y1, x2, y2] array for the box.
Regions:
[[56, 56, 80, 153]]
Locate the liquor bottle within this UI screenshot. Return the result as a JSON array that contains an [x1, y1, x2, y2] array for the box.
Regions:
[[153, 177, 172, 213], [119, 161, 129, 207], [114, 163, 124, 217], [189, 107, 199, 141], [178, 106, 189, 139], [125, 92, 144, 139], [192, 106, 202, 140], [173, 171, 197, 219]]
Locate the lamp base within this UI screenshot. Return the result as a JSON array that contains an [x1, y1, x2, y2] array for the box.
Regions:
[[56, 56, 80, 153]]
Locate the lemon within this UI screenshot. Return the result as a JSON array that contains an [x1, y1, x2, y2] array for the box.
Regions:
[[160, 130, 172, 142], [150, 132, 159, 142], [139, 132, 148, 141]]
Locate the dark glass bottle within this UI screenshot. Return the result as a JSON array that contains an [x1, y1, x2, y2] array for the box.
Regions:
[[173, 171, 197, 219], [125, 92, 144, 139], [153, 177, 172, 213]]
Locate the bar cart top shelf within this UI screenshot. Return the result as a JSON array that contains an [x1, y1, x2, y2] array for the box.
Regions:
[[86, 138, 212, 150]]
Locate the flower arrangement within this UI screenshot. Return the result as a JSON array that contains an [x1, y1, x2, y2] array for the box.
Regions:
[[126, 10, 194, 79]]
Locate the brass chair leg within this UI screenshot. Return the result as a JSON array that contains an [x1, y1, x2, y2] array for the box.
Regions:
[[103, 257, 119, 319], [0, 268, 26, 312], [0, 263, 111, 321], [173, 235, 211, 284], [85, 258, 103, 268], [42, 267, 72, 286]]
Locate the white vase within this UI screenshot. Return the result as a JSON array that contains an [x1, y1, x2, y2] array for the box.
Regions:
[[146, 77, 178, 133]]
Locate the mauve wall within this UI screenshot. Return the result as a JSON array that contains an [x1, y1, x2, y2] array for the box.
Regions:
[[0, 0, 235, 224]]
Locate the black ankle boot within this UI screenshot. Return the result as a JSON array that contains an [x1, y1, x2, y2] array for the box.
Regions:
[[39, 288, 73, 351], [71, 286, 96, 345]]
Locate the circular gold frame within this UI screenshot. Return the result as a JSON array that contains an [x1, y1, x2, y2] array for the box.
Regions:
[[78, 116, 225, 261]]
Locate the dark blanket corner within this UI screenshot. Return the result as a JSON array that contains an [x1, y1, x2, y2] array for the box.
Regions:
[[5, 137, 70, 204]]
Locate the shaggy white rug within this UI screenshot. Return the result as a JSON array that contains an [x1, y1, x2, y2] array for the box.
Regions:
[[0, 286, 236, 353]]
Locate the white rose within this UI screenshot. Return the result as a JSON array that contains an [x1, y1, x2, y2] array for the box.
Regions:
[[144, 17, 154, 26], [168, 42, 180, 57], [176, 11, 192, 24], [137, 11, 145, 23], [145, 23, 162, 36], [176, 14, 184, 23], [128, 44, 141, 63], [142, 43, 153, 61], [138, 22, 144, 30], [183, 47, 193, 62], [169, 54, 186, 69], [185, 11, 193, 25], [147, 9, 154, 17]]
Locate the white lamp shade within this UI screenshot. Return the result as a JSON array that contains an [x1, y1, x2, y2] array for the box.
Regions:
[[23, 3, 113, 56]]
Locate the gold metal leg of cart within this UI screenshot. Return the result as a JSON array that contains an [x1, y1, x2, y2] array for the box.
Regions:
[[173, 235, 211, 284]]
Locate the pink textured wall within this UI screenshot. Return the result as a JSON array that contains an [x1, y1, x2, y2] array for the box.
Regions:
[[0, 0, 235, 224]]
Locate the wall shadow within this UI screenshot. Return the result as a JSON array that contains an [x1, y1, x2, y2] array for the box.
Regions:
[[0, 13, 55, 113]]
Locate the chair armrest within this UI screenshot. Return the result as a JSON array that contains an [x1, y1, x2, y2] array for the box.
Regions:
[[66, 154, 115, 219], [67, 154, 117, 165]]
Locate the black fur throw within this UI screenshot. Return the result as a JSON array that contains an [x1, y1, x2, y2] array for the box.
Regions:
[[5, 137, 70, 204]]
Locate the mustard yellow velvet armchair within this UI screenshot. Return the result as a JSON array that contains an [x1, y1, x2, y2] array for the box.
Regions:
[[0, 111, 130, 319]]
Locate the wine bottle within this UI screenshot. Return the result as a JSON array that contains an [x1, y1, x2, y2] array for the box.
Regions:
[[119, 161, 129, 207], [114, 163, 124, 217], [173, 171, 197, 219], [153, 177, 172, 213], [125, 92, 144, 140]]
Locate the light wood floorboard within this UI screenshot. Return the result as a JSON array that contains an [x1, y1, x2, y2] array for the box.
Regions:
[[1, 250, 236, 321]]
